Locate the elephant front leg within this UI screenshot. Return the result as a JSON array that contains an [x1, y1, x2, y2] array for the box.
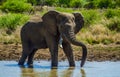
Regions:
[[46, 36, 59, 68], [50, 47, 58, 68], [62, 41, 75, 67]]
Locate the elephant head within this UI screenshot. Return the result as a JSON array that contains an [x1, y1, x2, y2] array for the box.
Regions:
[[42, 10, 87, 67]]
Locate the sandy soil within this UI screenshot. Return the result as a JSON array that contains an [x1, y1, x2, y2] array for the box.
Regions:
[[0, 43, 120, 61]]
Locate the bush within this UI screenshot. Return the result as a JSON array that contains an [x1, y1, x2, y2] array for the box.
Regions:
[[0, 0, 6, 5], [96, 0, 116, 9], [84, 1, 96, 9], [0, 13, 29, 33], [1, 0, 33, 13], [58, 0, 70, 7], [115, 0, 120, 8], [27, 0, 37, 5], [81, 9, 101, 27], [69, 0, 85, 8], [104, 9, 120, 19], [44, 0, 58, 6]]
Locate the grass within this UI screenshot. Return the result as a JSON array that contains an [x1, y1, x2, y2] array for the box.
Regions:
[[0, 13, 29, 43], [77, 24, 120, 45], [0, 13, 29, 34], [0, 7, 120, 45], [106, 17, 120, 32], [0, 28, 21, 44]]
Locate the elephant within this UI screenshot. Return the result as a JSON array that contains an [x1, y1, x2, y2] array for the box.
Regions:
[[18, 10, 87, 67]]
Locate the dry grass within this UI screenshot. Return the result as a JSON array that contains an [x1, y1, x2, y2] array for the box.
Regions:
[[77, 24, 120, 45], [0, 27, 21, 44]]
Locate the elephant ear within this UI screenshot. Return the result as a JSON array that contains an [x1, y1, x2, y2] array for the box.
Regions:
[[42, 10, 59, 35], [73, 13, 84, 34]]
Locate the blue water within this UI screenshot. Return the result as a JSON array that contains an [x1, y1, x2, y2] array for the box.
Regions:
[[0, 61, 120, 77]]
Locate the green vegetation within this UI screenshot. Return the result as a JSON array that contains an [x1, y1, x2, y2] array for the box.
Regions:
[[25, 0, 120, 9], [1, 0, 33, 13], [1, 0, 117, 9], [0, 13, 29, 32], [0, 0, 120, 45], [105, 9, 120, 19]]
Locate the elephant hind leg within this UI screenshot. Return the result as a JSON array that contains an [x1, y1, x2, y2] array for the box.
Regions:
[[18, 43, 33, 66], [27, 48, 38, 66], [18, 50, 28, 65]]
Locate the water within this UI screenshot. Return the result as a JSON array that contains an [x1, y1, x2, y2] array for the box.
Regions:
[[0, 61, 120, 77]]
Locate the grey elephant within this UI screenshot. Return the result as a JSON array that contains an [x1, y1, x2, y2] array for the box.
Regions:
[[18, 10, 87, 67]]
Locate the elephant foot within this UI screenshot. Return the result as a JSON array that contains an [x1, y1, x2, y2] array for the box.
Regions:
[[51, 67, 58, 69], [27, 61, 33, 66], [70, 64, 75, 67], [28, 64, 34, 68], [69, 62, 75, 67], [51, 64, 58, 69], [51, 63, 58, 68], [18, 61, 24, 66], [18, 61, 24, 65]]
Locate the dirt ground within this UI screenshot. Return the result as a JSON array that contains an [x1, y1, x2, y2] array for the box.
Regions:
[[0, 43, 120, 61]]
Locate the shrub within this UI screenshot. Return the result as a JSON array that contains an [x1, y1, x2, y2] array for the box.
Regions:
[[27, 0, 37, 5], [1, 0, 33, 13], [115, 0, 120, 8], [69, 0, 85, 8], [0, 0, 6, 5], [0, 13, 29, 34], [84, 1, 96, 9], [104, 9, 120, 19], [81, 9, 101, 27], [58, 0, 70, 7], [44, 0, 58, 6], [96, 0, 115, 9]]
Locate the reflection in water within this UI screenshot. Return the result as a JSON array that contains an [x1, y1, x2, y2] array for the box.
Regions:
[[49, 69, 57, 77], [20, 67, 39, 77], [81, 69, 86, 77], [1, 61, 120, 77], [20, 66, 86, 77], [62, 68, 74, 77]]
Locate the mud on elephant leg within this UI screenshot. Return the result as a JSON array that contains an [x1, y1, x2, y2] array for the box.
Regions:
[[62, 40, 75, 67]]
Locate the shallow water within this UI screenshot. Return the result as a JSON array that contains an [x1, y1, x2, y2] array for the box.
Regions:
[[0, 61, 120, 77]]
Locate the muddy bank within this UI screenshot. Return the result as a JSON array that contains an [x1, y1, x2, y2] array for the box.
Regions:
[[0, 43, 120, 61]]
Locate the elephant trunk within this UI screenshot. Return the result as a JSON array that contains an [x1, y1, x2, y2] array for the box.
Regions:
[[63, 29, 87, 67]]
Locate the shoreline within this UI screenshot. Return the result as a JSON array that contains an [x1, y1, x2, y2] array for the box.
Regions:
[[0, 43, 120, 61]]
